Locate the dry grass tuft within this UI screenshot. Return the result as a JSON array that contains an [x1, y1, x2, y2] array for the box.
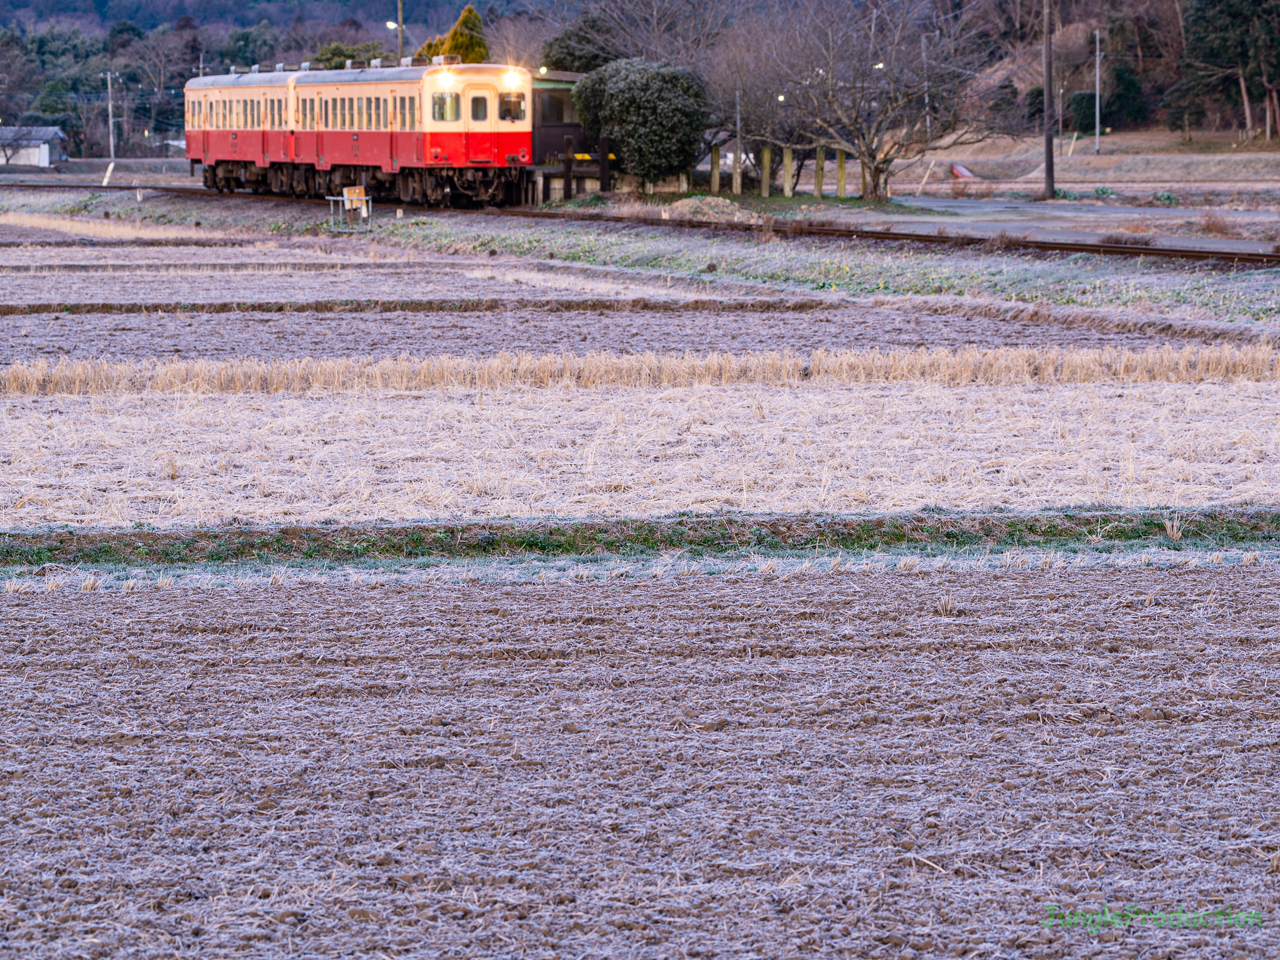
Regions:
[[980, 231, 1026, 254], [1164, 516, 1183, 541], [44, 577, 65, 592], [935, 594, 959, 616], [1098, 233, 1156, 247], [1199, 211, 1240, 239], [1241, 552, 1259, 566], [4, 579, 27, 593], [4, 344, 1280, 396], [896, 556, 919, 573], [156, 576, 175, 587], [121, 578, 140, 592], [80, 576, 102, 591]]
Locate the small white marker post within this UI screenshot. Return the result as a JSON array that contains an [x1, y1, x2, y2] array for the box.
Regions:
[[101, 161, 115, 187]]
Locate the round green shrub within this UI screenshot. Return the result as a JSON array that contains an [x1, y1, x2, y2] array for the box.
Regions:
[[573, 58, 709, 186]]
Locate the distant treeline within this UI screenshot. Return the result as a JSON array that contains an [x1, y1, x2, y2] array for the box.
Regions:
[[2, 0, 1278, 162]]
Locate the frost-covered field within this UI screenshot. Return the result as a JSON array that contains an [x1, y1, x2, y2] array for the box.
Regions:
[[2, 378, 1276, 527]]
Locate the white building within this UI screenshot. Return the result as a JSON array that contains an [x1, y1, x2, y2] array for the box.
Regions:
[[0, 127, 68, 167]]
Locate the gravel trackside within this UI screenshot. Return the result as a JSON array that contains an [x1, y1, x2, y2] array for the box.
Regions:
[[2, 568, 1278, 959]]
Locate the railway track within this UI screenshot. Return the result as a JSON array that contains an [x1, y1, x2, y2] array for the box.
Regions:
[[3, 178, 1279, 266]]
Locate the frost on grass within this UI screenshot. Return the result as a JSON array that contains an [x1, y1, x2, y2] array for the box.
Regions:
[[385, 215, 1280, 325], [0, 380, 1276, 527]]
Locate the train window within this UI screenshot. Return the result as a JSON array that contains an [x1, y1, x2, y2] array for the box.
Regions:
[[373, 97, 380, 129], [540, 91, 576, 124], [323, 99, 330, 129], [432, 93, 460, 122], [397, 96, 405, 130], [498, 93, 525, 121], [382, 98, 389, 130], [408, 96, 416, 130], [471, 96, 488, 121]]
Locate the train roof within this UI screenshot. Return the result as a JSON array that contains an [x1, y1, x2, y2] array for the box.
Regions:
[[186, 63, 528, 92]]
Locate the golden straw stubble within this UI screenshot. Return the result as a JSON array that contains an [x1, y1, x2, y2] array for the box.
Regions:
[[1, 343, 1279, 395]]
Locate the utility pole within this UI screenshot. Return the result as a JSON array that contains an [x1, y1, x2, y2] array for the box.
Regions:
[[397, 0, 404, 61], [1042, 0, 1054, 200], [1094, 30, 1102, 155], [100, 71, 118, 160]]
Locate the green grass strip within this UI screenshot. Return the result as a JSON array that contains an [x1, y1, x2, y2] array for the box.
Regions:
[[1, 508, 1277, 568]]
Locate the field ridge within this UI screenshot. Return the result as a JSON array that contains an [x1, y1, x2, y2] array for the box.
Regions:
[[3, 507, 1278, 566]]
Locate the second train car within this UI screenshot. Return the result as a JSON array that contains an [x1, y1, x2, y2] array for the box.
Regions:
[[184, 58, 534, 206]]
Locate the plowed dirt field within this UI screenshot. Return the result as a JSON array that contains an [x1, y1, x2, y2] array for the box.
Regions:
[[1, 304, 1196, 361], [2, 569, 1277, 958]]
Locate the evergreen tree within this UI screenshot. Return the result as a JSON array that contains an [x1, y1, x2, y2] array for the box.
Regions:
[[415, 5, 488, 63]]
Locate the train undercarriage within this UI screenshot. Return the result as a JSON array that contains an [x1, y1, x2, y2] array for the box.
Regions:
[[201, 160, 531, 207]]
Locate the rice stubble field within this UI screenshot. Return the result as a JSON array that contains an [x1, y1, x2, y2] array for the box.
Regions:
[[1, 194, 1278, 958]]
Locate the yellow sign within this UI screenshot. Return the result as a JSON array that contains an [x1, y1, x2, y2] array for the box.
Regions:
[[342, 185, 366, 210]]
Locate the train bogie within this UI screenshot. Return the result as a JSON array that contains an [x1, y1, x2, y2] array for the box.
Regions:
[[185, 61, 534, 206]]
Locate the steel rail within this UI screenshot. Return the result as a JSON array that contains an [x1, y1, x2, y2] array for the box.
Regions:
[[2, 179, 1278, 265]]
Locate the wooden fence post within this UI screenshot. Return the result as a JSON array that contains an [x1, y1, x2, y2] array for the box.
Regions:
[[813, 146, 825, 197], [598, 135, 611, 193], [563, 135, 574, 201], [710, 145, 720, 195], [732, 142, 742, 195], [761, 145, 771, 197], [836, 149, 846, 198], [782, 147, 793, 197]]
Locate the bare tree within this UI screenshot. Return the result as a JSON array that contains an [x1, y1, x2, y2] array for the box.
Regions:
[[0, 126, 28, 164], [545, 0, 744, 67], [701, 12, 791, 175], [754, 0, 1019, 202], [486, 12, 559, 68]]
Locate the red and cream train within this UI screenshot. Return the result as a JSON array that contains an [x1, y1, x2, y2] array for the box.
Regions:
[[184, 58, 534, 206]]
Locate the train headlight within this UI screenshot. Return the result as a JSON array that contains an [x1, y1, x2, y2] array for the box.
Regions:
[[505, 70, 521, 89]]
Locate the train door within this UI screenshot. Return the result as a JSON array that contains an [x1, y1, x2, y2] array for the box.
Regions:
[[202, 96, 210, 163], [464, 85, 496, 163], [252, 94, 266, 164]]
